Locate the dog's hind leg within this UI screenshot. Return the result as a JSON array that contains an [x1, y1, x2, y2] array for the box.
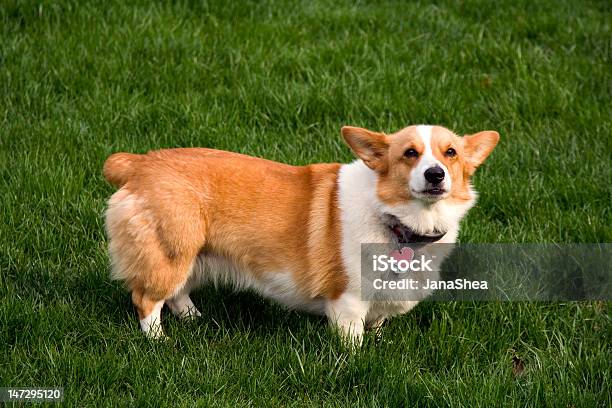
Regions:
[[106, 188, 205, 338], [166, 276, 202, 320], [131, 290, 166, 339], [126, 256, 196, 339], [167, 294, 201, 319]]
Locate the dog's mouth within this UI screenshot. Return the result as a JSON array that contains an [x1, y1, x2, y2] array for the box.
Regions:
[[423, 187, 446, 196], [412, 187, 447, 197]]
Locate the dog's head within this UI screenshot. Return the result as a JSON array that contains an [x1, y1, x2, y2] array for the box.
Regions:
[[341, 125, 499, 205]]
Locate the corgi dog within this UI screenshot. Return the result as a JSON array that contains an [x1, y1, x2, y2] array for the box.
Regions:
[[103, 125, 499, 345]]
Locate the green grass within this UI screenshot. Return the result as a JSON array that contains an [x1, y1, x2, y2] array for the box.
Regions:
[[1, 0, 611, 406]]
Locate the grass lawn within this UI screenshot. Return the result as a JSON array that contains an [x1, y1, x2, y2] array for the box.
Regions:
[[1, 0, 610, 406]]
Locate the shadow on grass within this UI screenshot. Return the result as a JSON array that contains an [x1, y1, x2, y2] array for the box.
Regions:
[[187, 286, 328, 337], [41, 262, 437, 351]]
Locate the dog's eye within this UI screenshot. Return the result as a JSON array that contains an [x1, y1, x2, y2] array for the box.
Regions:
[[445, 148, 457, 158], [404, 148, 419, 158]]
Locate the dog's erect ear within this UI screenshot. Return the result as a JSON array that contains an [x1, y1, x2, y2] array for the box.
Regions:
[[341, 126, 389, 171], [462, 131, 500, 175]]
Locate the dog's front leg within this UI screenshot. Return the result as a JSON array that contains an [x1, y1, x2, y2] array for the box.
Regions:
[[326, 293, 369, 348]]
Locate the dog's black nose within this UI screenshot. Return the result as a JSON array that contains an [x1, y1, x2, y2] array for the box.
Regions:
[[424, 166, 445, 184]]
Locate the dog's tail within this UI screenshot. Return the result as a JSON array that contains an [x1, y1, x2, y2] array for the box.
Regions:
[[103, 152, 139, 187]]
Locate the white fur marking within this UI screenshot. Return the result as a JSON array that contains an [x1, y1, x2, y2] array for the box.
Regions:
[[139, 300, 165, 339], [336, 156, 477, 338], [188, 254, 327, 315], [326, 292, 369, 347], [411, 125, 451, 200], [416, 125, 433, 144], [166, 294, 201, 319]]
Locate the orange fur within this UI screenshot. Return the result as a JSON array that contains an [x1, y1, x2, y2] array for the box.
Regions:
[[103, 152, 139, 187], [104, 149, 347, 319]]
